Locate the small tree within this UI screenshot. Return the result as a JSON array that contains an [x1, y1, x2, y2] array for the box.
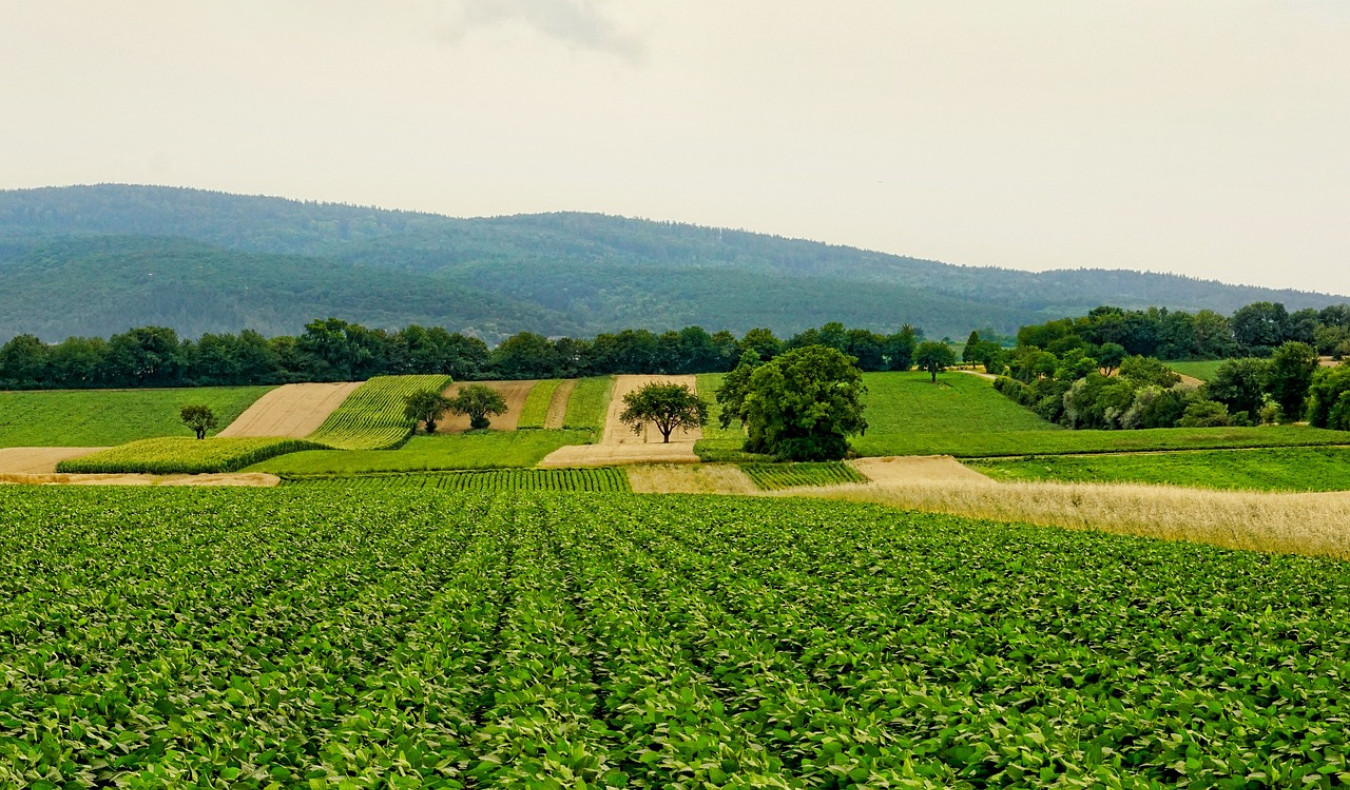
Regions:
[[180, 405, 218, 440], [447, 384, 508, 430], [1096, 343, 1127, 376], [914, 341, 956, 383], [403, 388, 452, 434], [619, 382, 709, 443]]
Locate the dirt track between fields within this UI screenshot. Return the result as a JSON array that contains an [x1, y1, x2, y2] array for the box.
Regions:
[[0, 447, 107, 474], [437, 380, 536, 433], [544, 380, 576, 429], [538, 375, 702, 466], [0, 472, 280, 487], [218, 382, 361, 438]]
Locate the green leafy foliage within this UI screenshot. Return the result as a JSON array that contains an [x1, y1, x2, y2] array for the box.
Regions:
[[55, 437, 325, 474], [742, 461, 868, 490], [740, 345, 868, 460], [286, 468, 631, 493], [562, 376, 614, 432], [0, 386, 271, 447], [618, 381, 708, 443], [446, 383, 509, 430], [306, 374, 451, 449], [4, 486, 1350, 786]]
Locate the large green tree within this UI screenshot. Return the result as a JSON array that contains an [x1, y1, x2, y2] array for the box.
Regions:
[[403, 388, 452, 434], [1265, 341, 1319, 422], [739, 345, 867, 460], [1206, 358, 1269, 418], [914, 341, 956, 383], [447, 384, 509, 430], [618, 382, 709, 443]]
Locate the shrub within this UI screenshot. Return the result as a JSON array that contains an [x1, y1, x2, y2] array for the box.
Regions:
[[1178, 399, 1231, 428]]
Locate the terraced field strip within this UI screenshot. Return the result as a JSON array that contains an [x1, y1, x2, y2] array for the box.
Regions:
[[544, 379, 576, 429], [438, 379, 536, 433], [541, 375, 700, 467], [286, 467, 631, 492], [742, 461, 868, 490], [55, 437, 326, 474], [0, 446, 107, 474], [562, 376, 614, 432], [217, 382, 361, 438], [6, 486, 1350, 786], [516, 379, 562, 429], [306, 374, 451, 449]]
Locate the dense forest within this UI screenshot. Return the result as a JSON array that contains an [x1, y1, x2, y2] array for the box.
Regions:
[[1, 184, 1344, 343]]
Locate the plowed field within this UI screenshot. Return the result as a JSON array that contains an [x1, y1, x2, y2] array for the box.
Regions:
[[217, 383, 361, 438]]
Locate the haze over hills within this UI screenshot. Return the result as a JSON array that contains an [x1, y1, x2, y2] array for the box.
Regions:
[[0, 184, 1343, 344]]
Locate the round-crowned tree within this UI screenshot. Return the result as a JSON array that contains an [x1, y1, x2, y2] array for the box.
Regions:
[[447, 384, 508, 430], [619, 382, 709, 443], [739, 344, 867, 461]]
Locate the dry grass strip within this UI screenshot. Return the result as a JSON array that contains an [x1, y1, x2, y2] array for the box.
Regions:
[[628, 463, 758, 495]]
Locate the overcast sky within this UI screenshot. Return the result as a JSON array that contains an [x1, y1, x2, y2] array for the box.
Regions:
[[3, 1, 1347, 295]]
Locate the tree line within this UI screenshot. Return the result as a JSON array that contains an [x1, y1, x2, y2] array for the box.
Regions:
[[0, 318, 929, 390]]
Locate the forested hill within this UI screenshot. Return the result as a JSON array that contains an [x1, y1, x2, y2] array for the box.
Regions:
[[0, 184, 1342, 342]]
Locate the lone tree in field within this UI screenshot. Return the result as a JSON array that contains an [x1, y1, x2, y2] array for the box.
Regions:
[[738, 344, 867, 461], [914, 341, 957, 383], [180, 405, 218, 440], [619, 382, 709, 443], [403, 388, 453, 434], [447, 384, 508, 430]]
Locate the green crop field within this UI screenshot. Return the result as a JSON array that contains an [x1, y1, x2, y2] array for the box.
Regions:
[[696, 372, 745, 441], [0, 386, 271, 447], [862, 371, 1057, 435], [970, 446, 1350, 492], [3, 486, 1349, 786], [516, 379, 560, 429], [305, 374, 451, 450], [249, 429, 592, 475], [742, 461, 868, 490], [55, 437, 327, 474], [286, 467, 631, 492], [563, 376, 613, 432]]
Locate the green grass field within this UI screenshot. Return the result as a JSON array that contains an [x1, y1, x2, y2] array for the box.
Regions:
[[562, 376, 613, 432], [695, 373, 746, 441], [1167, 359, 1232, 382], [5, 485, 1350, 785], [56, 437, 325, 474], [970, 446, 1350, 492], [306, 375, 451, 450], [516, 379, 560, 429], [0, 386, 272, 447], [862, 371, 1057, 435], [249, 429, 591, 474], [285, 467, 631, 492]]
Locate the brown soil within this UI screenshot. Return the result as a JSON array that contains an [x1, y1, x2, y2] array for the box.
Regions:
[[437, 380, 536, 433], [1321, 357, 1343, 368], [0, 472, 280, 487], [544, 379, 576, 429], [539, 375, 702, 466], [850, 455, 993, 486], [218, 382, 361, 438], [0, 447, 107, 474]]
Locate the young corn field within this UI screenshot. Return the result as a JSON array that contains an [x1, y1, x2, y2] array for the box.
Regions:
[[3, 485, 1349, 787], [741, 461, 868, 490], [285, 467, 630, 493], [53, 437, 326, 474], [305, 374, 452, 450]]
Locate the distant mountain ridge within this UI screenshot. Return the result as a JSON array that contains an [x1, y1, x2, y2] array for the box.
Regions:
[[0, 183, 1342, 343]]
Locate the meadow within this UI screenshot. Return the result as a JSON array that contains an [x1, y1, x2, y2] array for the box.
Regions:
[[969, 446, 1350, 492], [249, 429, 592, 474], [0, 386, 271, 446], [3, 485, 1349, 787], [1166, 359, 1230, 382]]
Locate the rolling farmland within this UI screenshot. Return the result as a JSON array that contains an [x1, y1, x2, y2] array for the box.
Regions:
[[305, 375, 451, 450], [3, 486, 1350, 786], [0, 386, 272, 447]]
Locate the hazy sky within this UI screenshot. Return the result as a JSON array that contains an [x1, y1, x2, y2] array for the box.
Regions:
[[4, 1, 1348, 294]]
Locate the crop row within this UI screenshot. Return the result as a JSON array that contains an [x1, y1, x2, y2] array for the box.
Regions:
[[305, 374, 452, 450], [515, 378, 561, 429], [3, 486, 1349, 786], [54, 436, 327, 474], [286, 467, 631, 492], [741, 461, 868, 490]]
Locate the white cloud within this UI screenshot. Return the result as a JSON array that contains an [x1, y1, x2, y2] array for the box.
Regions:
[[440, 0, 644, 62]]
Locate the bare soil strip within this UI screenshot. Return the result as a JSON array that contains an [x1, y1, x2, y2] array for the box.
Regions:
[[539, 375, 702, 466], [0, 447, 107, 474], [544, 379, 577, 429], [851, 455, 994, 485], [437, 380, 536, 433], [628, 463, 757, 495], [218, 382, 362, 438], [0, 472, 280, 487]]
